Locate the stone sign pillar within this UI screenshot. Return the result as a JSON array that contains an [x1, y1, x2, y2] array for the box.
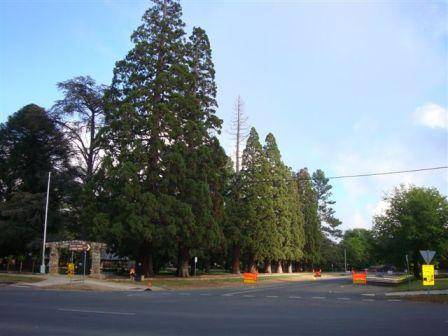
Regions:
[[90, 243, 106, 278], [48, 243, 60, 275]]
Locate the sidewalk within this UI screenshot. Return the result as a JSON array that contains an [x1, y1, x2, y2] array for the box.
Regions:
[[26, 275, 154, 291], [385, 289, 448, 296]]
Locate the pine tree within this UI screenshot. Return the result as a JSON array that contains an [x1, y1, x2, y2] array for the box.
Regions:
[[0, 104, 76, 256], [297, 168, 321, 268], [312, 169, 342, 240], [240, 128, 276, 271]]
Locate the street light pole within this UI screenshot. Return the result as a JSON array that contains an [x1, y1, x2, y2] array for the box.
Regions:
[[40, 172, 51, 274]]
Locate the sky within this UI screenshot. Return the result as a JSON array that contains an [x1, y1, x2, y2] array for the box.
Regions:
[[1, 0, 447, 231]]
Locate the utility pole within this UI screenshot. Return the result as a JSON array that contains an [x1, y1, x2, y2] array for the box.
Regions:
[[40, 172, 51, 274], [344, 249, 347, 273]]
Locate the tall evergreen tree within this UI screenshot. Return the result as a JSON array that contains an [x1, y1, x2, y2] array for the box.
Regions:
[[312, 169, 342, 240], [297, 168, 321, 268], [98, 0, 226, 277], [0, 104, 76, 256], [99, 0, 188, 276], [263, 133, 288, 273], [240, 128, 276, 271]]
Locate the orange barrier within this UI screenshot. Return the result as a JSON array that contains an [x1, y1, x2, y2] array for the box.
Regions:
[[352, 270, 367, 285], [313, 269, 322, 278], [243, 272, 258, 284]]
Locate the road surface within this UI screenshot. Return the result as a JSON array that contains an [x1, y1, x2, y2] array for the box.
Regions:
[[1, 278, 446, 335]]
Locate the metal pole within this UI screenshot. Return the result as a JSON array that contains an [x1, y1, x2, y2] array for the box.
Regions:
[[405, 254, 410, 291], [40, 172, 51, 274], [344, 249, 347, 273], [83, 250, 87, 279]]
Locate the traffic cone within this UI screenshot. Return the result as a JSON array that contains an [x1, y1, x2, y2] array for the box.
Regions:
[[145, 281, 152, 291]]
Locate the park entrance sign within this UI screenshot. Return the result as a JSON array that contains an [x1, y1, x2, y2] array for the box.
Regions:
[[45, 240, 106, 278]]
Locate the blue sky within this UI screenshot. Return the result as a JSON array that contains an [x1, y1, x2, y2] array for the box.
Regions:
[[1, 0, 447, 231]]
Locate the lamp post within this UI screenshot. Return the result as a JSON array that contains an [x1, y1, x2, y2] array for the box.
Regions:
[[40, 172, 51, 274]]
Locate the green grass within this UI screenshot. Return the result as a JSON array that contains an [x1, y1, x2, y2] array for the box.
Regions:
[[0, 274, 44, 283], [395, 278, 448, 291], [106, 272, 317, 289]]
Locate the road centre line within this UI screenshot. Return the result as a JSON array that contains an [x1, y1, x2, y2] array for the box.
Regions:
[[362, 293, 375, 297], [312, 296, 326, 299], [362, 299, 375, 302], [57, 308, 136, 316], [243, 295, 255, 298], [179, 293, 191, 296], [337, 298, 350, 300], [289, 296, 301, 299], [266, 295, 278, 298], [387, 299, 401, 302], [199, 293, 211, 296]]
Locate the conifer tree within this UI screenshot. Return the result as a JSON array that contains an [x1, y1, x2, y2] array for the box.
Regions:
[[99, 0, 189, 276], [312, 169, 342, 240], [263, 133, 288, 273], [99, 1, 226, 277], [297, 168, 322, 268], [240, 128, 276, 271]]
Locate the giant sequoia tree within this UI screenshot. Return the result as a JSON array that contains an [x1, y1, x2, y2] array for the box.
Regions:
[[97, 0, 225, 277], [297, 168, 321, 268], [239, 128, 276, 271]]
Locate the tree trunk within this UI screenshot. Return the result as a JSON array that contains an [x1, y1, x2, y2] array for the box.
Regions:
[[249, 262, 258, 273], [264, 260, 272, 274], [276, 261, 283, 274], [287, 261, 293, 273], [177, 247, 190, 277], [231, 245, 241, 274], [139, 241, 154, 277]]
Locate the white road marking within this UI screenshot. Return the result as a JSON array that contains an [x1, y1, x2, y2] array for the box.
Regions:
[[312, 296, 326, 299], [199, 293, 211, 296], [243, 295, 255, 298], [362, 299, 375, 302], [289, 296, 301, 299], [337, 297, 350, 301], [179, 293, 191, 296], [362, 293, 375, 297], [11, 285, 29, 288], [387, 299, 401, 302], [57, 308, 135, 316], [266, 295, 278, 298]]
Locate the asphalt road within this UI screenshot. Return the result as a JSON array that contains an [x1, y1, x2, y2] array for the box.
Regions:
[[0, 278, 446, 336]]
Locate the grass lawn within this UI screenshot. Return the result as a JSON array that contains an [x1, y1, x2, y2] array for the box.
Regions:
[[0, 273, 45, 283], [106, 272, 323, 290], [395, 278, 448, 291]]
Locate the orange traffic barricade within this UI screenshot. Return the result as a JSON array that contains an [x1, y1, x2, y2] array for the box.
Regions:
[[352, 270, 367, 285], [243, 272, 258, 284], [313, 269, 322, 278]]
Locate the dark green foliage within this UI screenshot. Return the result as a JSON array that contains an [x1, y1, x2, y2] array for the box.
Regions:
[[297, 168, 322, 267], [239, 128, 276, 270], [0, 104, 76, 256], [264, 133, 305, 272], [312, 169, 342, 240], [341, 229, 374, 270], [97, 0, 226, 277], [373, 185, 448, 277]]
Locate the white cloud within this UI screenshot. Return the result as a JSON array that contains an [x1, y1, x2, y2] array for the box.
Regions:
[[414, 103, 448, 129]]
